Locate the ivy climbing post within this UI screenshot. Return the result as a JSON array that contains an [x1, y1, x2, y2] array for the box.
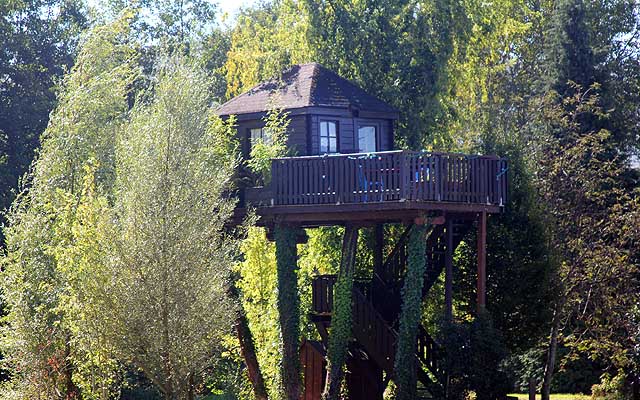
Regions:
[[274, 225, 301, 400], [393, 223, 428, 400], [322, 225, 359, 400]]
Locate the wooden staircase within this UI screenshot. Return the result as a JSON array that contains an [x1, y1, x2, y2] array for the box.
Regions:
[[309, 221, 470, 399]]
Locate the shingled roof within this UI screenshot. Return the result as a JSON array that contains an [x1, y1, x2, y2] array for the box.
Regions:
[[215, 62, 399, 116]]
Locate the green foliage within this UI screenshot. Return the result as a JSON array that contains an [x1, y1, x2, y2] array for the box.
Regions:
[[591, 372, 630, 400], [224, 0, 312, 98], [237, 227, 284, 399], [542, 0, 596, 96], [0, 12, 137, 399], [95, 0, 216, 48], [469, 311, 510, 400], [303, 0, 460, 149], [394, 225, 427, 400], [0, 0, 87, 245], [105, 57, 238, 399], [246, 108, 291, 184], [532, 84, 640, 373]]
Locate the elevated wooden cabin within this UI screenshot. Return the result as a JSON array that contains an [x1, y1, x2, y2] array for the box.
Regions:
[[217, 63, 508, 400], [217, 62, 398, 158]]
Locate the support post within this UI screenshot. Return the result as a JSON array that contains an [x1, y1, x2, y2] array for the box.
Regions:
[[393, 223, 429, 400], [445, 218, 454, 322], [322, 225, 359, 400], [477, 211, 487, 311], [529, 377, 536, 400], [274, 225, 301, 400]]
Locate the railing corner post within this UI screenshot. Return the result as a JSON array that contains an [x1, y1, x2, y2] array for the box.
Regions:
[[400, 151, 408, 201]]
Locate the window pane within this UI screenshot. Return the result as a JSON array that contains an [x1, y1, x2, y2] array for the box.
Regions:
[[358, 126, 377, 153], [320, 137, 329, 153], [320, 121, 338, 154], [250, 128, 262, 146], [263, 128, 272, 145], [329, 122, 336, 138]]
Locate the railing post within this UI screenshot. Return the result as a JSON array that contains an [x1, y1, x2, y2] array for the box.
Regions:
[[271, 159, 278, 206], [400, 151, 408, 201]]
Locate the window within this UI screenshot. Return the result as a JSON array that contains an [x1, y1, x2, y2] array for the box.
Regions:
[[358, 125, 377, 153], [320, 120, 338, 154], [250, 127, 272, 146]]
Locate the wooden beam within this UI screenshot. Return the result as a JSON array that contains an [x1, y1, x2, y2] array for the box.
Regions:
[[445, 217, 454, 322], [477, 211, 487, 311]]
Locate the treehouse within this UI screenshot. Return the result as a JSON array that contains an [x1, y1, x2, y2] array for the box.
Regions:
[[217, 63, 508, 400]]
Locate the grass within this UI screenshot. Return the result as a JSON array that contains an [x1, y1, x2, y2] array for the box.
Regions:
[[509, 394, 592, 400]]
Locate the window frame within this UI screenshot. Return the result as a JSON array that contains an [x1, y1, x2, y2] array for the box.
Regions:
[[356, 120, 381, 153], [249, 127, 272, 147], [319, 119, 339, 154]]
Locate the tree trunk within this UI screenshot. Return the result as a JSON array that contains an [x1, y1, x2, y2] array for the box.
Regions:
[[322, 225, 359, 400], [394, 224, 428, 400], [275, 225, 302, 400], [229, 270, 269, 400], [187, 373, 195, 400], [236, 312, 269, 400], [64, 331, 79, 399], [541, 305, 562, 400]]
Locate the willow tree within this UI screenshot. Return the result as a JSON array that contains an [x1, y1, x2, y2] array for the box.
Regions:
[[0, 13, 138, 399]]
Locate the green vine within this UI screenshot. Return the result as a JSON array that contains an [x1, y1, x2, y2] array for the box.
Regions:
[[322, 226, 359, 400], [274, 225, 301, 400], [394, 224, 428, 400]]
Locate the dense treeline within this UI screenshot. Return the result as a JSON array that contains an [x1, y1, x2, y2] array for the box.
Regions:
[[0, 0, 639, 399]]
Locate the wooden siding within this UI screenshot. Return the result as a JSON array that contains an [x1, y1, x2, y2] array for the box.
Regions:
[[233, 106, 395, 157], [309, 115, 393, 155], [236, 115, 309, 157]]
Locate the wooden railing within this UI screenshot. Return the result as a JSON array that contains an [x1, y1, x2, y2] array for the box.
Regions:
[[270, 150, 508, 206], [311, 275, 444, 386], [311, 275, 335, 315]]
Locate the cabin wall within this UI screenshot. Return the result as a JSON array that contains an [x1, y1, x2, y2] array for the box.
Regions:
[[236, 115, 309, 157], [233, 110, 395, 158], [309, 114, 393, 155]]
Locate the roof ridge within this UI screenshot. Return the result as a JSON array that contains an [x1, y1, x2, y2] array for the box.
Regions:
[[306, 63, 319, 105]]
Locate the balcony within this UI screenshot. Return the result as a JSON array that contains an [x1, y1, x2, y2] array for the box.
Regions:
[[242, 150, 508, 226]]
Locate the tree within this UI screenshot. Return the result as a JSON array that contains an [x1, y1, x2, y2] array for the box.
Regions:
[[303, 0, 461, 149], [224, 0, 313, 98], [0, 12, 138, 398], [99, 58, 238, 400], [532, 85, 640, 400], [0, 0, 87, 245]]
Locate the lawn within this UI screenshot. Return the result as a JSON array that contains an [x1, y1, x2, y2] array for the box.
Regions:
[[509, 394, 591, 400]]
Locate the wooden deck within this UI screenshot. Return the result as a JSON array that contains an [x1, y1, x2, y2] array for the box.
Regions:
[[238, 150, 508, 226]]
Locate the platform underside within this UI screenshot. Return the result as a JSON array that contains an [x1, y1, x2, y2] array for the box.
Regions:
[[234, 200, 500, 228]]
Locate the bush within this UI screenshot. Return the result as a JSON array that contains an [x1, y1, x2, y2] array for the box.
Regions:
[[469, 311, 510, 400]]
